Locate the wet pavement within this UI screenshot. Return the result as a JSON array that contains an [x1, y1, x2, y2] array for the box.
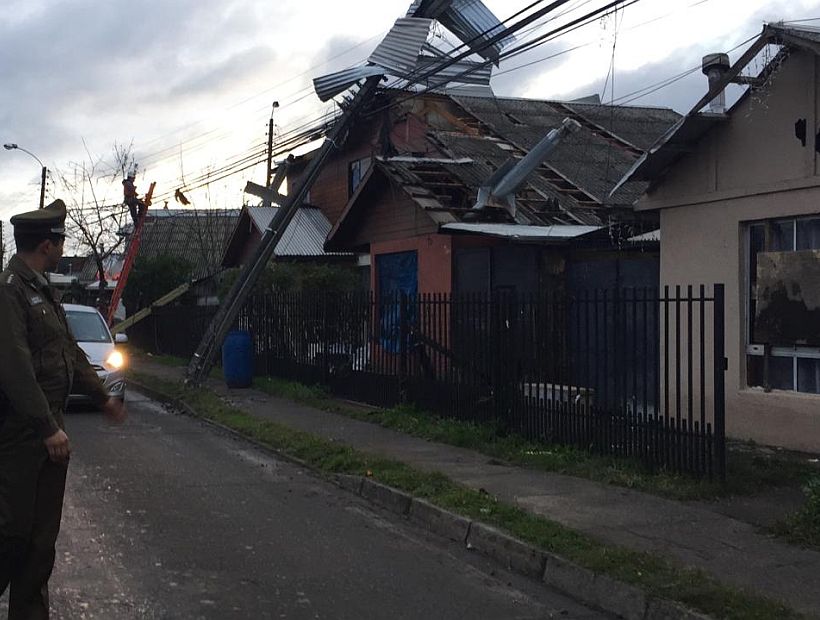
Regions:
[[2, 391, 607, 619]]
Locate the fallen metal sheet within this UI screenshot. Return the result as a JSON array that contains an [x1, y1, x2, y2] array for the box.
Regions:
[[414, 55, 492, 85], [439, 0, 515, 64], [406, 0, 451, 18], [313, 65, 385, 102], [369, 17, 434, 76]]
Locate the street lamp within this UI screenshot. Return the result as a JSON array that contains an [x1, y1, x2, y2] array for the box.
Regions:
[[3, 143, 47, 209]]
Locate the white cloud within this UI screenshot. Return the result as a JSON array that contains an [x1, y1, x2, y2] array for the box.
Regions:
[[2, 0, 820, 221]]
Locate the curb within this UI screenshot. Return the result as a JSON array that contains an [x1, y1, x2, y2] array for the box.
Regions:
[[337, 474, 710, 620], [128, 378, 711, 620]]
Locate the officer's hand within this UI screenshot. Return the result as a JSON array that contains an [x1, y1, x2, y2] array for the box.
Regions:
[[44, 430, 71, 464], [102, 397, 126, 425]]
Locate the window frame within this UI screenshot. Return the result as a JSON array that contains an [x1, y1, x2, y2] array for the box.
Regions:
[[744, 215, 820, 393], [348, 156, 372, 197]]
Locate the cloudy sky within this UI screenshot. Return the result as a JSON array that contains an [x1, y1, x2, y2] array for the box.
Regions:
[[1, 0, 819, 228]]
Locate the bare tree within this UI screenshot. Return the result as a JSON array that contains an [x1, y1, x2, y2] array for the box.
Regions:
[[53, 141, 137, 295]]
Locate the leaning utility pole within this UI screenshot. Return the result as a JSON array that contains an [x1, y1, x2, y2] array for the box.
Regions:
[[185, 76, 382, 383]]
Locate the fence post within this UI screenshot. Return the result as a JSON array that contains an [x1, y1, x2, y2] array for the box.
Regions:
[[713, 283, 726, 481], [399, 292, 408, 403], [321, 292, 330, 386]]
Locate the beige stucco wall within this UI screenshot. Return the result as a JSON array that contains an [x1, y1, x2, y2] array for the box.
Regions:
[[640, 49, 820, 452]]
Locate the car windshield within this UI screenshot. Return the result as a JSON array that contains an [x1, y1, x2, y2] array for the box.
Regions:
[[65, 310, 112, 343]]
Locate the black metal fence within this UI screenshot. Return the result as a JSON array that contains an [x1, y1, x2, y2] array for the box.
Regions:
[[133, 285, 726, 479], [128, 304, 219, 360]]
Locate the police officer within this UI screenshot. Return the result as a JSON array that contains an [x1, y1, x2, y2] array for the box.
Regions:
[[0, 199, 126, 619]]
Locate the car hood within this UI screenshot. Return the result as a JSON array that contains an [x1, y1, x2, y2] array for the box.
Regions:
[[77, 341, 114, 366]]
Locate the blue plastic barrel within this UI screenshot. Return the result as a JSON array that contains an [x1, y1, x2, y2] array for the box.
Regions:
[[222, 330, 254, 388]]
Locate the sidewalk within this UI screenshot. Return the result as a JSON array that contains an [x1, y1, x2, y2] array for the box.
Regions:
[[132, 360, 820, 617]]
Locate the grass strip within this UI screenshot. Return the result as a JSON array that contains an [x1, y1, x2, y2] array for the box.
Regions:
[[128, 352, 817, 500], [772, 477, 820, 551], [131, 370, 801, 620], [250, 376, 817, 502]]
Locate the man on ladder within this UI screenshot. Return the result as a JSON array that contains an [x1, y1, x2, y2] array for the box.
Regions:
[[122, 171, 147, 226]]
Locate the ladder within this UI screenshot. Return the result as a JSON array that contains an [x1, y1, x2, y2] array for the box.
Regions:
[[107, 182, 155, 326]]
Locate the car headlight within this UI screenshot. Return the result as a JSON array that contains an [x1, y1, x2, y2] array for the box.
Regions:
[[105, 350, 125, 370]]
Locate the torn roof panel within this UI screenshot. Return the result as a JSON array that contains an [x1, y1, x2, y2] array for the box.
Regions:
[[313, 65, 385, 102], [368, 17, 434, 76], [414, 56, 492, 86], [438, 0, 515, 64]]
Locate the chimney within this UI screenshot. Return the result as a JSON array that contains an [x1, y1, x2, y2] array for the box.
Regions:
[[702, 53, 730, 113]]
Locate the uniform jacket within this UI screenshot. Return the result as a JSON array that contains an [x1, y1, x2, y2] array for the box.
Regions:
[[0, 255, 108, 439]]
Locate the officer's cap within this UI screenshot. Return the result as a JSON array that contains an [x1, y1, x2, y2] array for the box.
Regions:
[[10, 199, 67, 236]]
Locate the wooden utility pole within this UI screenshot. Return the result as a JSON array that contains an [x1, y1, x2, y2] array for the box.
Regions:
[[185, 77, 381, 383]]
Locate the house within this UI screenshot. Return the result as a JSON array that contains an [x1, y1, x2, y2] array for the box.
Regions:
[[221, 203, 357, 269], [617, 23, 820, 451], [286, 90, 680, 300]]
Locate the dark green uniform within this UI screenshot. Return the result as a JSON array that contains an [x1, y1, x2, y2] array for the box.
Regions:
[[0, 202, 109, 619]]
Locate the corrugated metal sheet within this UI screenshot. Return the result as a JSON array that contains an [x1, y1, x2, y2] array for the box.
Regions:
[[406, 0, 451, 18], [414, 56, 491, 85], [438, 0, 515, 64], [441, 222, 601, 240], [247, 206, 349, 257], [369, 17, 433, 76], [313, 65, 384, 102], [628, 229, 660, 243]]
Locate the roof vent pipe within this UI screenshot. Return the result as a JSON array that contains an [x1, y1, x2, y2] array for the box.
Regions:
[[702, 53, 730, 113], [471, 118, 581, 220]]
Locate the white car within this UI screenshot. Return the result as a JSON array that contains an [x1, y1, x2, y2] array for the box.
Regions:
[[62, 303, 127, 402]]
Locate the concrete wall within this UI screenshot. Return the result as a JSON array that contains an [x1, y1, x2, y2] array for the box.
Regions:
[[640, 50, 820, 451]]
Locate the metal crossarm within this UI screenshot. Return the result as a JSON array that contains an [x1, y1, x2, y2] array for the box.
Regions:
[[185, 76, 382, 384], [107, 182, 155, 326]]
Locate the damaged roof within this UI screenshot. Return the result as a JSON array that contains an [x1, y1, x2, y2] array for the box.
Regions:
[[325, 90, 678, 249], [448, 95, 680, 207], [372, 93, 678, 225]]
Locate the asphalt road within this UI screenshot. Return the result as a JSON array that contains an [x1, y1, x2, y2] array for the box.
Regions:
[[2, 390, 608, 619]]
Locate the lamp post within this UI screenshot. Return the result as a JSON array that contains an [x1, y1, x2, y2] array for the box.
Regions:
[[3, 143, 47, 209]]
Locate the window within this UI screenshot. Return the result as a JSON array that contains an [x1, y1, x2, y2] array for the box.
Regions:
[[349, 156, 372, 196], [746, 215, 820, 394], [65, 310, 112, 343]]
